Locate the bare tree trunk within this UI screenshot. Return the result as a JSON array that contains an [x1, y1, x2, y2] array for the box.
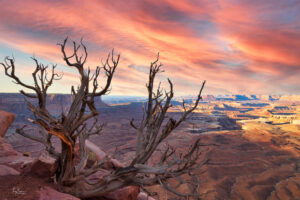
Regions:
[[57, 141, 75, 184], [1, 38, 209, 199]]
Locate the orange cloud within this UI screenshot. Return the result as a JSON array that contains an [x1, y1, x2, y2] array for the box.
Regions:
[[0, 0, 299, 95]]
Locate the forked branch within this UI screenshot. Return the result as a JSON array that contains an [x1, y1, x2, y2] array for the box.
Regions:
[[2, 39, 208, 199]]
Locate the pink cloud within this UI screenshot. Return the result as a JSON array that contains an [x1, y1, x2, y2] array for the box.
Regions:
[[0, 0, 299, 95]]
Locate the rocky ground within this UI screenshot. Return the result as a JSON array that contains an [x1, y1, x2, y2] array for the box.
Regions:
[[1, 105, 300, 200], [111, 128, 300, 200], [0, 111, 145, 200], [0, 111, 79, 200], [88, 109, 300, 200], [193, 130, 300, 200]]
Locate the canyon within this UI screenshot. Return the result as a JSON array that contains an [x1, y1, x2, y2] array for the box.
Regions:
[[0, 93, 300, 199]]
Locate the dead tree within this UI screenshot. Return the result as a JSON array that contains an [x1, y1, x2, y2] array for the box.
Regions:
[[1, 38, 207, 199]]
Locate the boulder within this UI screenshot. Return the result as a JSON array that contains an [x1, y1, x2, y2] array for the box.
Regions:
[[29, 152, 58, 178], [38, 186, 80, 200], [87, 170, 140, 200], [85, 140, 124, 169], [137, 192, 156, 200], [0, 137, 33, 169], [0, 110, 15, 137], [0, 137, 18, 157], [0, 154, 34, 169], [104, 186, 140, 200], [0, 164, 20, 176], [76, 140, 139, 200], [74, 140, 124, 169]]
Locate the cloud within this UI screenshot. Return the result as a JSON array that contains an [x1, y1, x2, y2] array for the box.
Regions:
[[0, 0, 299, 95]]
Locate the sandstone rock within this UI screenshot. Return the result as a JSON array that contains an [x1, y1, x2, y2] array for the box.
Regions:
[[0, 137, 18, 157], [0, 137, 33, 169], [38, 186, 80, 200], [85, 140, 124, 169], [0, 164, 20, 176], [202, 95, 216, 101], [0, 110, 15, 137], [30, 152, 58, 178], [75, 140, 139, 200], [104, 186, 140, 200], [74, 140, 121, 170], [87, 170, 140, 200], [268, 173, 300, 200], [230, 164, 295, 200], [87, 169, 109, 184], [279, 95, 300, 102], [0, 154, 34, 168], [137, 192, 156, 200]]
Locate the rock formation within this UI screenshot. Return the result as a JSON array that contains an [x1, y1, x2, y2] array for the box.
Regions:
[[279, 95, 300, 102], [0, 93, 107, 123], [0, 110, 15, 137], [0, 110, 144, 200], [38, 187, 80, 200], [202, 95, 216, 101], [1, 95, 300, 200]]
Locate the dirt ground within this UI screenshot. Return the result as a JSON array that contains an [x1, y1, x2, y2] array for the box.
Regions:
[[0, 173, 54, 200]]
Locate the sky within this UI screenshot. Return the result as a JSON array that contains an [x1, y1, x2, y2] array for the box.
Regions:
[[0, 0, 299, 96]]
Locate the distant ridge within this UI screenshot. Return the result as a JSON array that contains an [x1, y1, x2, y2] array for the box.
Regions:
[[0, 93, 107, 122], [278, 95, 300, 102]]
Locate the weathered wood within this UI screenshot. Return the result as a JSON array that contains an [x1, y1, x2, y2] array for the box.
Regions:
[[1, 38, 208, 199]]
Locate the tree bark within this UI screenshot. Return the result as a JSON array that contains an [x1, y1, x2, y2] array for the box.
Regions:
[[57, 141, 75, 184]]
